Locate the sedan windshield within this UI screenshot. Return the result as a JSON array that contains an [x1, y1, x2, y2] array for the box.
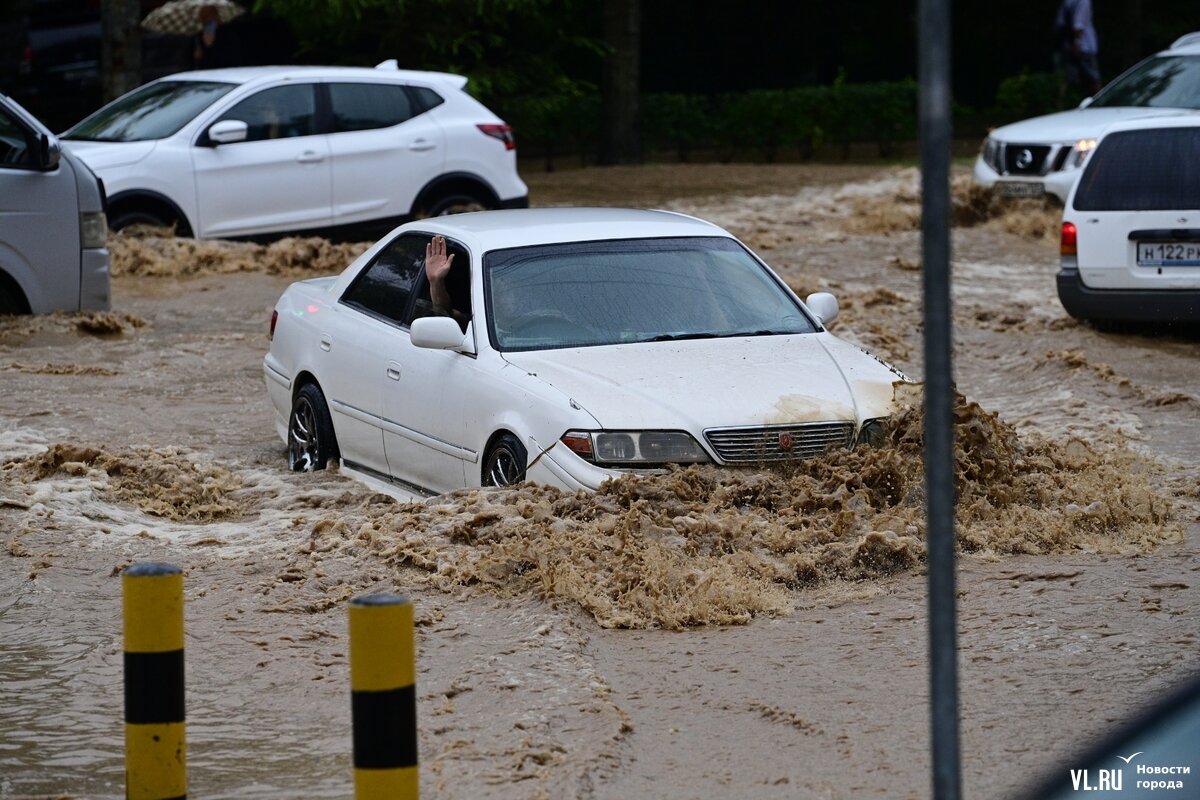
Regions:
[[64, 80, 236, 142], [484, 236, 818, 351], [1090, 55, 1200, 109]]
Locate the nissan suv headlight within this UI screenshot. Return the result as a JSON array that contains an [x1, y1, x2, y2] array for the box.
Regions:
[[560, 430, 711, 466], [982, 137, 1001, 172], [1068, 138, 1097, 169]]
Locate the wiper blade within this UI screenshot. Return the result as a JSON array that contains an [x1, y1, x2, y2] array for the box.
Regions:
[[645, 332, 720, 342]]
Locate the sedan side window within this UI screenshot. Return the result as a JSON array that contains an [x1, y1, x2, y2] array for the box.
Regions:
[[217, 84, 316, 143], [340, 235, 427, 325], [0, 107, 34, 169], [410, 238, 470, 332], [329, 83, 415, 132]]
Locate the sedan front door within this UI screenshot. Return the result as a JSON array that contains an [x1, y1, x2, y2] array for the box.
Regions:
[[191, 83, 331, 238]]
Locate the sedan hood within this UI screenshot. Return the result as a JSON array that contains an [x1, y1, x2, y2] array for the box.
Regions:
[[502, 334, 903, 430], [990, 107, 1191, 143], [63, 139, 158, 171]]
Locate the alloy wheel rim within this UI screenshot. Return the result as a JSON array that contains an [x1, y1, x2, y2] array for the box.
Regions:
[[488, 447, 520, 486], [288, 398, 318, 471]]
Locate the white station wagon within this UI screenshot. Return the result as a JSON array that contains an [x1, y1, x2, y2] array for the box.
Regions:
[[1060, 116, 1200, 323], [263, 208, 907, 494]]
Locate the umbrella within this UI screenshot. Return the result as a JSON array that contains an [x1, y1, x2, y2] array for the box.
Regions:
[[141, 0, 245, 36]]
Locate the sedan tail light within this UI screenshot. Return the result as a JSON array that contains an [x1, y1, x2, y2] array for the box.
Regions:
[[477, 123, 516, 151], [1061, 221, 1078, 256]]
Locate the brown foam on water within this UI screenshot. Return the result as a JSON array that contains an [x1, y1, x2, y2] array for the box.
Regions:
[[844, 176, 1061, 240], [4, 443, 243, 521], [3, 362, 119, 375], [298, 389, 1179, 630], [0, 310, 147, 341], [109, 232, 370, 278]]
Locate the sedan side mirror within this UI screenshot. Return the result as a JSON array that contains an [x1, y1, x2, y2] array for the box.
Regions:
[[1078, 96, 1093, 109], [805, 292, 839, 326], [208, 120, 248, 145], [411, 316, 473, 352]]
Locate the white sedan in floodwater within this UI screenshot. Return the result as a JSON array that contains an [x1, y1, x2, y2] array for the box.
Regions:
[[263, 207, 907, 494]]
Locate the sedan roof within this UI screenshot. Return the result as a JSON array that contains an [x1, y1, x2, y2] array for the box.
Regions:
[[409, 207, 732, 251]]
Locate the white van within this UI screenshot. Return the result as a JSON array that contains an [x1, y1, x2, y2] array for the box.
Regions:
[[1059, 115, 1200, 323], [0, 91, 110, 314]]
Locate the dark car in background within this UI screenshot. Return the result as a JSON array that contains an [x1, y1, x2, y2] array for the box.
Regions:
[[2, 0, 295, 132]]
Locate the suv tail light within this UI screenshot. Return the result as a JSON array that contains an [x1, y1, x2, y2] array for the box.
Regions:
[[477, 123, 516, 151], [269, 309, 278, 340], [1061, 222, 1077, 256]]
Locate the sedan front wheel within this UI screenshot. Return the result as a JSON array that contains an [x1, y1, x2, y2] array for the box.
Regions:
[[288, 383, 338, 471], [482, 433, 528, 487]]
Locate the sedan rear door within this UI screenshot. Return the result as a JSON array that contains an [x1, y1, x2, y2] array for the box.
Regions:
[[191, 83, 332, 238]]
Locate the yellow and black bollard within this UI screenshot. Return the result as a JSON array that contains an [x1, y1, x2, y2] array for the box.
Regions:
[[123, 562, 187, 800], [349, 593, 418, 799]]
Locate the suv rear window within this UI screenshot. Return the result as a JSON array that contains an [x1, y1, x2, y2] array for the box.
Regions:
[[1073, 128, 1200, 211]]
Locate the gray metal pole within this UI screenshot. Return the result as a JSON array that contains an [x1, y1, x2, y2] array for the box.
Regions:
[[918, 0, 962, 798]]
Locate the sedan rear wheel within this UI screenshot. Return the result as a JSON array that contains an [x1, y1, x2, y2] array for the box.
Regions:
[[288, 383, 338, 471], [482, 433, 527, 487]]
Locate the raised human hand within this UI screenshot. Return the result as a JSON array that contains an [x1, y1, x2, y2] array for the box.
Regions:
[[426, 235, 455, 283]]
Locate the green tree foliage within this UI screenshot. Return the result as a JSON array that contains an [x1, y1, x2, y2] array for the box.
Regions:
[[253, 0, 603, 105]]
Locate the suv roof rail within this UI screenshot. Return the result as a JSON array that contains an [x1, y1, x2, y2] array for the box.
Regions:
[[1170, 32, 1200, 50]]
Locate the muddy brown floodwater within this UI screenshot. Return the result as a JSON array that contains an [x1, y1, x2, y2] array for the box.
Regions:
[[1, 164, 1198, 800]]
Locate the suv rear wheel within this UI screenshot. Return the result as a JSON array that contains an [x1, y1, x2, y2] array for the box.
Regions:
[[423, 191, 490, 217]]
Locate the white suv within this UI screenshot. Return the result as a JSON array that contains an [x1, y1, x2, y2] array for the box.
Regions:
[[62, 62, 528, 239], [975, 32, 1200, 203], [1059, 116, 1200, 323]]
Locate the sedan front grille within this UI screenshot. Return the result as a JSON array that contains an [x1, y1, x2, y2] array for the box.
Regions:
[[704, 422, 855, 464]]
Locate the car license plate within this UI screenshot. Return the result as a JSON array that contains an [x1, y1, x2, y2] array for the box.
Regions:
[[1136, 242, 1200, 267], [994, 181, 1043, 198]]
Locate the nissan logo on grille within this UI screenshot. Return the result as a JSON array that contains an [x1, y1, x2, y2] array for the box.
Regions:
[[1015, 148, 1034, 169]]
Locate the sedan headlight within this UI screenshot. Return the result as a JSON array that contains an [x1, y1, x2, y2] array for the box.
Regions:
[[1068, 138, 1097, 169], [560, 429, 711, 466], [80, 211, 108, 249], [856, 418, 889, 448]]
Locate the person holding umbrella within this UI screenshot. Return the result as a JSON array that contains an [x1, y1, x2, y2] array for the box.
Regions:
[[194, 4, 225, 67], [140, 0, 245, 69]]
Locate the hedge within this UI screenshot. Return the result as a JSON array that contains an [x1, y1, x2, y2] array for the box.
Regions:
[[494, 72, 1055, 167]]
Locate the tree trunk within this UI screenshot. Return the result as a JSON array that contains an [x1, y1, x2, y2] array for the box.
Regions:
[[101, 0, 142, 102], [599, 0, 641, 165]]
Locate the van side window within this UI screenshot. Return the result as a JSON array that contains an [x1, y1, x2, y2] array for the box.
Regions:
[[0, 108, 34, 169]]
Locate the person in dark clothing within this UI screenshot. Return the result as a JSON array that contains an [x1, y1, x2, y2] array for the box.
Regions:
[[1054, 0, 1102, 102]]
